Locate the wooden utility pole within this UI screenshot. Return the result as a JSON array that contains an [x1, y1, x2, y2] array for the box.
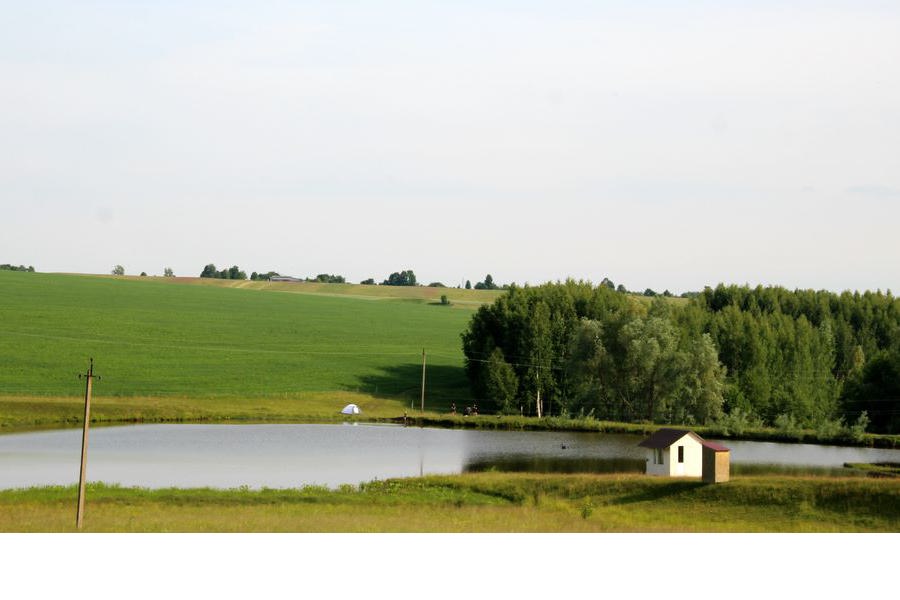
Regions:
[[420, 348, 426, 412], [76, 358, 99, 529]]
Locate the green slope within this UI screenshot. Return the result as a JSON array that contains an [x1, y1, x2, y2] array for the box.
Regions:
[[0, 271, 479, 408]]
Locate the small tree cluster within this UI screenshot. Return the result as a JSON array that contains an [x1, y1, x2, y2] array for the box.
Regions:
[[0, 264, 35, 272], [310, 274, 346, 283], [200, 264, 247, 280], [250, 271, 280, 281], [382, 270, 417, 286], [474, 274, 499, 290]]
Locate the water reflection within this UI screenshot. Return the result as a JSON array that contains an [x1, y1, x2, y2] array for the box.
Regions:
[[465, 457, 646, 474]]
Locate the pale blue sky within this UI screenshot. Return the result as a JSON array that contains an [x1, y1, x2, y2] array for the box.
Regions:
[[2, 1, 898, 292]]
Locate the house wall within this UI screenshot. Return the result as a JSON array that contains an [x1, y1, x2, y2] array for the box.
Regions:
[[644, 434, 703, 477], [646, 447, 668, 476], [703, 449, 730, 483], [668, 435, 703, 477]]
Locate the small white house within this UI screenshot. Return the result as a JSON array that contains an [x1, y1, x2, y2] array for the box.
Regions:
[[638, 429, 730, 481]]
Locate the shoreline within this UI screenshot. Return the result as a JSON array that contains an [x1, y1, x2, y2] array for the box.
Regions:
[[2, 394, 898, 449]]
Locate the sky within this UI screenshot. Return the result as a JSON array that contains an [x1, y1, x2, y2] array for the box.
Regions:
[[1, 0, 899, 294]]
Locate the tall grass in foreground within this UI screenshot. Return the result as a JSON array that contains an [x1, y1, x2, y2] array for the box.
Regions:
[[1, 473, 897, 532]]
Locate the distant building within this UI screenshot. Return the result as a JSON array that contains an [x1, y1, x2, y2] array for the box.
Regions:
[[638, 428, 730, 483]]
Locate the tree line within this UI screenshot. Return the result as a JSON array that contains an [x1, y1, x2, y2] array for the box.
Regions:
[[0, 264, 35, 272], [195, 265, 517, 290], [110, 266, 175, 276], [462, 281, 899, 433], [684, 284, 899, 433], [199, 265, 345, 283]]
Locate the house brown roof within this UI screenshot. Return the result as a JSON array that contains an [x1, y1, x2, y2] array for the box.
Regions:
[[638, 428, 729, 452], [699, 440, 730, 452]]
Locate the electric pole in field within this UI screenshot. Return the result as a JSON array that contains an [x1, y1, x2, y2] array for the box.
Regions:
[[420, 348, 426, 412], [76, 358, 99, 529]]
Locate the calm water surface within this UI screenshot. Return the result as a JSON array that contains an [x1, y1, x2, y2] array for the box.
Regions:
[[1, 423, 897, 489]]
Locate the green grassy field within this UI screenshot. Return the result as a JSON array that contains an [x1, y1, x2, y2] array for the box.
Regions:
[[0, 271, 499, 427], [2, 473, 896, 532], [0, 272, 654, 429]]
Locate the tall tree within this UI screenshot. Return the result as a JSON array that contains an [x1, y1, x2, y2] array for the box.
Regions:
[[484, 348, 519, 414], [840, 350, 900, 433], [475, 274, 499, 290]]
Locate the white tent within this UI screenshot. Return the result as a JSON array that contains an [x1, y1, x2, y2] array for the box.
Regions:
[[341, 403, 360, 415]]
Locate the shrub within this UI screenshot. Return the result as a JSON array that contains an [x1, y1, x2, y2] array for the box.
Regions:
[[813, 417, 845, 441], [774, 413, 801, 437], [713, 408, 763, 436], [850, 411, 870, 443]]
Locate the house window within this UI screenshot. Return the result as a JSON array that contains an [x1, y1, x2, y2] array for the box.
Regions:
[[678, 446, 684, 463], [655, 448, 664, 464]]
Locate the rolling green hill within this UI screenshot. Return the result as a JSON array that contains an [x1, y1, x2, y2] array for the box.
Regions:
[[0, 271, 491, 422], [0, 271, 686, 429]]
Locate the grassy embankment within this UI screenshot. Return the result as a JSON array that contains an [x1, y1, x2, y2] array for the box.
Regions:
[[2, 473, 897, 532]]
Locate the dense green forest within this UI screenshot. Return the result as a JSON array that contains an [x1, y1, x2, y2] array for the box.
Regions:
[[462, 282, 899, 433]]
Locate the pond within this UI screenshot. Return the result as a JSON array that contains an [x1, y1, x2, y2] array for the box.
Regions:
[[1, 423, 898, 489]]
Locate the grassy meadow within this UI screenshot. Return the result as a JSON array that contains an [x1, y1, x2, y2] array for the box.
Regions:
[[2, 473, 897, 532], [0, 270, 499, 428]]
